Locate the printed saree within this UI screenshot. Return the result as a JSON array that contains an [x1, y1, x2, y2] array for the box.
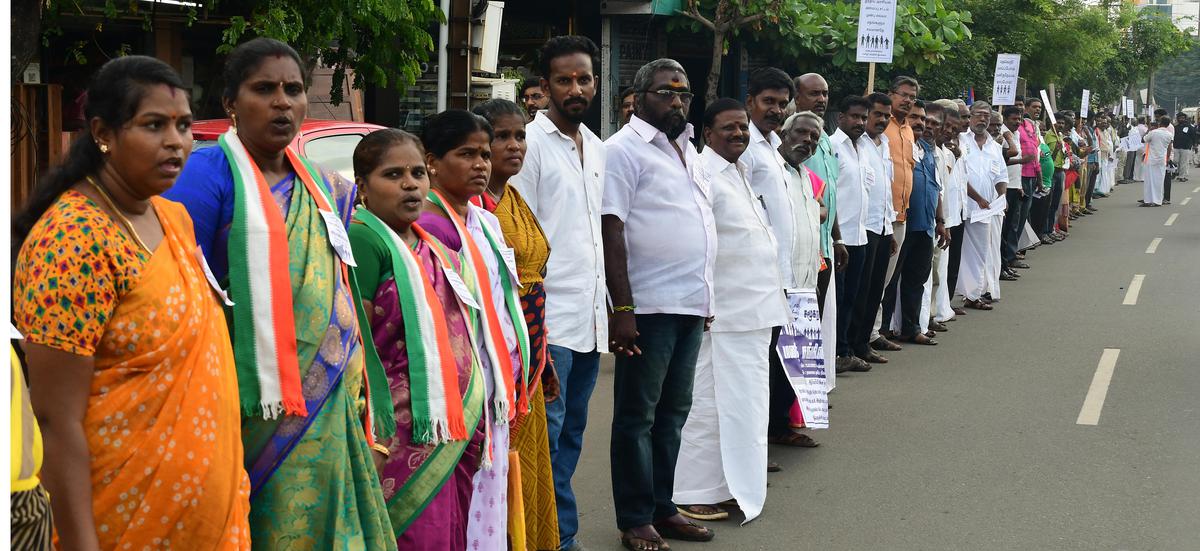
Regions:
[[353, 231, 486, 549], [13, 196, 250, 549], [168, 146, 394, 551]]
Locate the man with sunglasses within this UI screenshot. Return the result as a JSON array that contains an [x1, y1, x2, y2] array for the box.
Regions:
[[603, 58, 717, 550]]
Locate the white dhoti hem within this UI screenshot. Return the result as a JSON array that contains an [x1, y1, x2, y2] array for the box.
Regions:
[[1134, 153, 1144, 181], [1144, 163, 1166, 205], [933, 238, 954, 323], [822, 275, 837, 392], [988, 217, 1003, 299], [674, 328, 773, 523], [957, 220, 991, 301]]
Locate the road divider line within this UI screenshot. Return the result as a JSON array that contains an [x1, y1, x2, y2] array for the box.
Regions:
[[1193, 185, 1200, 193], [1123, 274, 1145, 305], [1182, 197, 1192, 206], [1146, 238, 1162, 254], [1077, 349, 1121, 426], [1165, 213, 1178, 226]]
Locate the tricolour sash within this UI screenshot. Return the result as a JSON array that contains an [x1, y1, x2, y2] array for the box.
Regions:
[[219, 129, 394, 442], [353, 209, 470, 444], [426, 190, 530, 423]]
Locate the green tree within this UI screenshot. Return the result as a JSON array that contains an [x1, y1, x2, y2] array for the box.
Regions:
[[36, 0, 443, 104], [672, 0, 972, 104]]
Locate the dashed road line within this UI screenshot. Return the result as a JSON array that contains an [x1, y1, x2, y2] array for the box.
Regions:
[[1165, 213, 1178, 226], [1146, 238, 1162, 254], [1123, 274, 1145, 305], [1181, 197, 1192, 206], [1077, 349, 1122, 426]]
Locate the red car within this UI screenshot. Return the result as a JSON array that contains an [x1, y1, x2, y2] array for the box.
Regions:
[[192, 119, 384, 181]]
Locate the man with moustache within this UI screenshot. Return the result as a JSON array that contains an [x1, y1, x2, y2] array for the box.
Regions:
[[932, 99, 969, 320], [872, 76, 920, 352], [740, 68, 821, 449], [778, 112, 827, 310], [849, 92, 899, 365], [619, 87, 636, 127], [957, 101, 1010, 311], [521, 76, 550, 121], [510, 35, 608, 551], [880, 101, 949, 345], [793, 73, 848, 312], [829, 95, 877, 373], [673, 99, 789, 525], [604, 58, 717, 549]]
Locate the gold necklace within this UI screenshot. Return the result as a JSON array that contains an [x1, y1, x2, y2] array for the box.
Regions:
[[85, 176, 152, 253]]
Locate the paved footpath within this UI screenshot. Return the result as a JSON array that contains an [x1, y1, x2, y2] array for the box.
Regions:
[[568, 162, 1200, 551]]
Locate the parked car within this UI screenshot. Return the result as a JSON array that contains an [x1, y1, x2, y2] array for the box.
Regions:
[[192, 119, 384, 182]]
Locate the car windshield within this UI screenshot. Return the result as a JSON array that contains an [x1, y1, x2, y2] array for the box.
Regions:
[[304, 134, 364, 182]]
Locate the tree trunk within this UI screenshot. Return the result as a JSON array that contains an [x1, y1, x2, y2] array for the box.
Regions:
[[705, 29, 725, 106], [12, 0, 42, 82]]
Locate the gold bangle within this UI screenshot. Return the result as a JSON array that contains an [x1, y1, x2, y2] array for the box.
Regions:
[[612, 305, 636, 312], [371, 443, 390, 457]]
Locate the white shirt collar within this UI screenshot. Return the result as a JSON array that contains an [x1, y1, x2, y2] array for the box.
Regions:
[[749, 121, 782, 148], [628, 114, 694, 146], [700, 146, 741, 176], [830, 128, 852, 146]]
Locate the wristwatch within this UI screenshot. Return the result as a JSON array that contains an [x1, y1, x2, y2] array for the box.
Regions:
[[833, 239, 845, 246]]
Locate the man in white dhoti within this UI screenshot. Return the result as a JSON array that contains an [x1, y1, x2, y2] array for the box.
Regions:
[[1141, 117, 1174, 207], [674, 99, 790, 525], [957, 102, 1009, 311], [931, 100, 967, 326], [1095, 114, 1118, 196], [1134, 117, 1148, 182]]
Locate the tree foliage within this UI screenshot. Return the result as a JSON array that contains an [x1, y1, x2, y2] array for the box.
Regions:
[[671, 0, 973, 102], [36, 0, 443, 104]]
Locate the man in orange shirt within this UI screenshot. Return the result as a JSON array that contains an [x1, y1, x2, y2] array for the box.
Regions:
[[872, 75, 919, 352]]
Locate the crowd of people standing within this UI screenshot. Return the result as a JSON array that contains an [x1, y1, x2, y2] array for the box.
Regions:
[[9, 31, 1198, 551]]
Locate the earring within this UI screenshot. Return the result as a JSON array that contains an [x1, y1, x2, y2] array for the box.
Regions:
[[99, 144, 109, 154], [429, 168, 437, 177], [230, 113, 238, 134]]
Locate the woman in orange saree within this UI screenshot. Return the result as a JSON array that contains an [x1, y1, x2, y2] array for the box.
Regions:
[[12, 56, 249, 550]]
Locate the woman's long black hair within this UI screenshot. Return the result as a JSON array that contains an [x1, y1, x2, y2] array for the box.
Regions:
[[11, 55, 186, 255]]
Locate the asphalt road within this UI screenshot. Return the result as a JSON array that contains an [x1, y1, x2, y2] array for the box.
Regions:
[[568, 162, 1200, 551]]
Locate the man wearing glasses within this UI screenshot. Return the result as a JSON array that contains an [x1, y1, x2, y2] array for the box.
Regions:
[[603, 58, 718, 550], [522, 75, 550, 121]]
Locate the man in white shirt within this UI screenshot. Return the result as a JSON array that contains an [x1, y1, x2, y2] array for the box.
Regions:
[[849, 92, 899, 364], [508, 35, 607, 551], [673, 98, 789, 525], [1141, 116, 1174, 206], [739, 68, 815, 450], [957, 102, 1009, 310], [603, 59, 718, 548], [932, 100, 968, 322], [829, 95, 877, 373]]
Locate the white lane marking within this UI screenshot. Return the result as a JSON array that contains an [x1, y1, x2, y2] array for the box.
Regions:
[[1146, 238, 1162, 254], [1182, 197, 1192, 206], [1122, 274, 1145, 305], [1165, 213, 1179, 226], [1077, 349, 1121, 426], [1193, 185, 1200, 193]]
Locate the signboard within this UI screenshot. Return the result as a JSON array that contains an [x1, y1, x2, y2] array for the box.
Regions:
[[777, 290, 828, 429], [1080, 89, 1091, 119], [1119, 96, 1127, 116], [1126, 99, 1136, 119], [856, 0, 897, 64], [1040, 89, 1057, 126], [991, 54, 1021, 106]]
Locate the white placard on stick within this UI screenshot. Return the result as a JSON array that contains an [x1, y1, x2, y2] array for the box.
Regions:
[[856, 0, 897, 63], [1126, 99, 1135, 119], [991, 54, 1021, 106], [1040, 89, 1057, 126], [1080, 89, 1091, 119], [1119, 96, 1127, 116]]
